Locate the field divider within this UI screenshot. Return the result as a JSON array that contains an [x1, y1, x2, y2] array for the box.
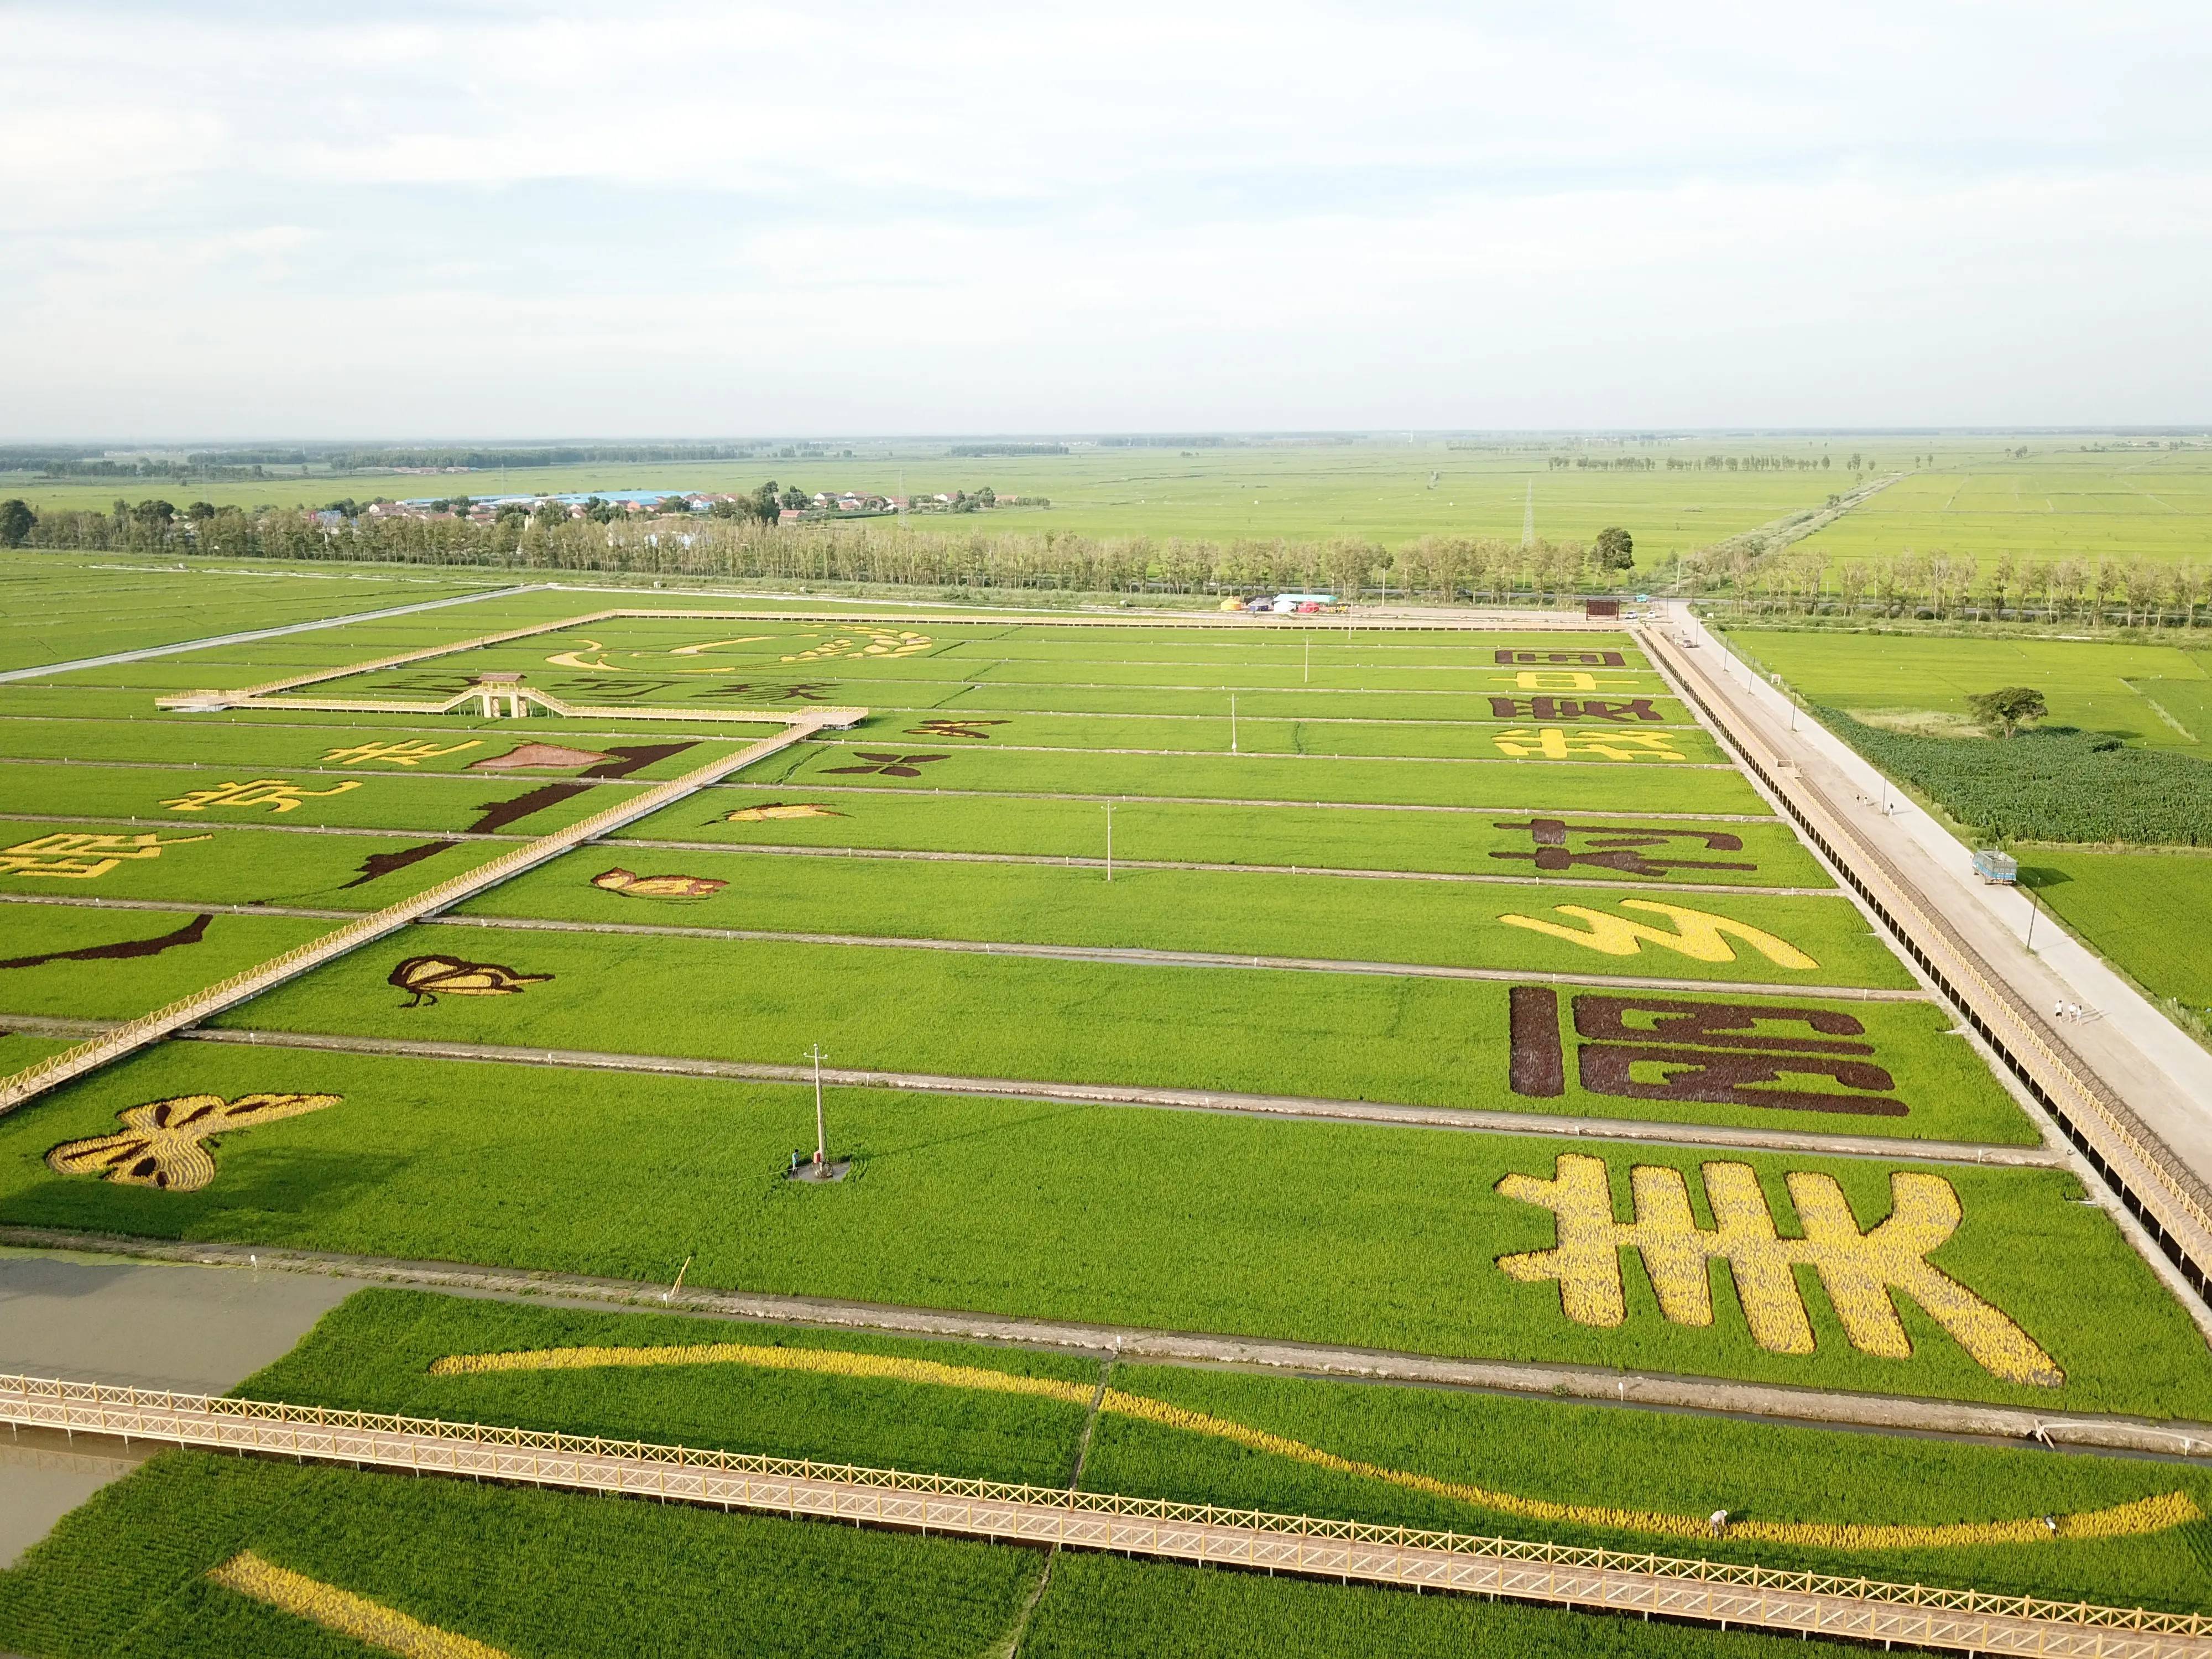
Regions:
[[1640, 624, 2212, 1298], [1, 1371, 2203, 1657], [0, 716, 851, 1116]]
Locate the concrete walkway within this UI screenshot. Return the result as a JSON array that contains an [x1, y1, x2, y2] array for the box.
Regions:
[[4, 1370, 2200, 1657], [1663, 608, 2212, 1239]]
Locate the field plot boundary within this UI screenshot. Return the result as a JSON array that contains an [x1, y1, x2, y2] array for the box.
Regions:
[[1641, 625, 2212, 1302], [0, 582, 545, 686], [0, 715, 852, 1115], [2, 1371, 2204, 1657]]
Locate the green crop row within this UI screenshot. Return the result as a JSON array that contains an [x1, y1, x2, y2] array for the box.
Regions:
[[763, 740, 1768, 812], [217, 925, 2004, 1136], [460, 848, 1897, 985], [637, 785, 1830, 886], [0, 1451, 1036, 1658], [1821, 709, 2212, 846], [0, 1047, 2170, 1410]]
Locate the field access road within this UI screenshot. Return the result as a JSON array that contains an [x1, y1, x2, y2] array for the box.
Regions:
[[4, 1370, 2201, 1658], [0, 583, 541, 685], [5, 1229, 2201, 1462], [1657, 609, 2212, 1245]]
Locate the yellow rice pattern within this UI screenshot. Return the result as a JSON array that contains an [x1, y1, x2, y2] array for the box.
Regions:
[[208, 1551, 510, 1658], [429, 1343, 2199, 1550]]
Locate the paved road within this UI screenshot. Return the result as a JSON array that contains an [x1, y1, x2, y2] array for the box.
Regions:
[[1665, 607, 2212, 1214]]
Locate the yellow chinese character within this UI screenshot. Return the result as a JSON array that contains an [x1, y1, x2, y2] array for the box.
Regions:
[[1496, 898, 1818, 968], [1497, 1153, 2062, 1385], [1498, 670, 1600, 691], [1491, 727, 1686, 761], [0, 831, 212, 880], [160, 779, 364, 814], [320, 740, 481, 767]]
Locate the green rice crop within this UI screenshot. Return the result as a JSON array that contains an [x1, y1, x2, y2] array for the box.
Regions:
[[764, 740, 1768, 813], [0, 906, 333, 1019], [462, 847, 1902, 985], [219, 926, 2002, 1134], [635, 786, 1829, 886], [0, 825, 513, 908], [236, 1285, 2212, 1611], [1082, 1364, 2212, 1611], [0, 1451, 1037, 1658], [0, 1047, 2165, 1410], [240, 1286, 1092, 1485], [2020, 849, 2212, 1010]]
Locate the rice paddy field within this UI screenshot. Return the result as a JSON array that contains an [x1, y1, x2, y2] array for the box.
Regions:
[[4, 556, 2211, 1653]]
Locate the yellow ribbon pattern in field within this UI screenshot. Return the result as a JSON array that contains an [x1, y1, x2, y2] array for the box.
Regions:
[[427, 1342, 2198, 1550], [209, 1551, 510, 1657]]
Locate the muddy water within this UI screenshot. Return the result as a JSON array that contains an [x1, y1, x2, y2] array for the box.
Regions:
[[0, 1249, 361, 1566]]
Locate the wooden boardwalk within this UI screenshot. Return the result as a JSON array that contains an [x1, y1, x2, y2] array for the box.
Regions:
[[0, 715, 848, 1116], [2, 1373, 2205, 1657]]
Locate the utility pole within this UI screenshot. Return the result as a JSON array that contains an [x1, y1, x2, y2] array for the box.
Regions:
[[806, 1042, 827, 1166], [1230, 694, 1238, 754], [2025, 886, 2041, 952], [1104, 801, 1114, 881]]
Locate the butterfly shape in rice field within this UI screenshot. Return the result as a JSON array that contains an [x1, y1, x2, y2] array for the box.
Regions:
[[46, 1093, 341, 1192]]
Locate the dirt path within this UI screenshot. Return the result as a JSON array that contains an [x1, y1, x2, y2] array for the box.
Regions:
[[3, 1230, 2199, 1460]]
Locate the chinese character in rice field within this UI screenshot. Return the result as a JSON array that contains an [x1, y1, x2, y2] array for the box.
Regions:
[[1489, 818, 1754, 878], [388, 954, 552, 1006], [1495, 649, 1627, 667], [1497, 1152, 2063, 1386], [697, 681, 837, 703], [319, 739, 483, 766], [1497, 899, 1818, 968], [1507, 985, 1903, 1116], [906, 719, 1008, 740], [46, 1093, 341, 1192], [1496, 670, 1603, 691], [1488, 697, 1662, 722], [160, 778, 364, 813], [0, 831, 211, 880], [1491, 728, 1686, 761], [822, 752, 949, 777]]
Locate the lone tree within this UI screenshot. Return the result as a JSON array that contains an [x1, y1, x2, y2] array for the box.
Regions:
[[0, 499, 33, 547], [1966, 686, 2048, 738], [1593, 525, 1634, 571]]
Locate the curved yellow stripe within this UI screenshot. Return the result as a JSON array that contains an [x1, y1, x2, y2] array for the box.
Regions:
[[430, 1344, 2198, 1549], [210, 1551, 509, 1657]]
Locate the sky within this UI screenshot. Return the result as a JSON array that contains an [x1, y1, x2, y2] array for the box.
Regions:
[[5, 0, 2209, 439]]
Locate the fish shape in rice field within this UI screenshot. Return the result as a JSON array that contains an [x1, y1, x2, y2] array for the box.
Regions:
[[591, 867, 727, 900], [468, 743, 613, 772], [389, 954, 554, 1006], [721, 802, 846, 822], [47, 1093, 341, 1192]]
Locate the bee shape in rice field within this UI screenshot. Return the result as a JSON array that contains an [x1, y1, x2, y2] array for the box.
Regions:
[[589, 867, 727, 901], [46, 1093, 341, 1192], [388, 954, 554, 1006]]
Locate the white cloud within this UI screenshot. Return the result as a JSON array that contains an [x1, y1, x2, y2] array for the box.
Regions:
[[3, 0, 2209, 433]]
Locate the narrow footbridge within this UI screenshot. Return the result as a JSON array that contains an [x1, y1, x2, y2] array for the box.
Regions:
[[3, 1374, 2205, 1658]]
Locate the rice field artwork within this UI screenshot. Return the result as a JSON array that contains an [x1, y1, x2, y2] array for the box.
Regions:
[[589, 867, 727, 900], [0, 831, 211, 880], [823, 752, 948, 777], [320, 739, 483, 767], [721, 802, 846, 822], [46, 1092, 341, 1192], [1498, 1152, 2064, 1386], [208, 1552, 510, 1658], [1498, 899, 1818, 968], [1490, 728, 1687, 761], [467, 743, 613, 772], [388, 954, 553, 1006], [160, 778, 363, 813], [0, 911, 212, 970]]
